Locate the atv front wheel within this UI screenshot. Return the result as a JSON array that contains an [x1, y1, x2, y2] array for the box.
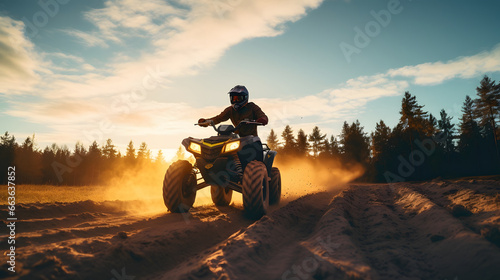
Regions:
[[163, 160, 197, 213], [242, 161, 269, 219], [269, 167, 281, 205], [211, 186, 233, 206]]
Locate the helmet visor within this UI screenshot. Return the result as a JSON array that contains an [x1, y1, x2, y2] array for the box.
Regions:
[[230, 95, 246, 104]]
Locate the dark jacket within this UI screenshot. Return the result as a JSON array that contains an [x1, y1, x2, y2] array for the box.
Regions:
[[209, 102, 268, 137]]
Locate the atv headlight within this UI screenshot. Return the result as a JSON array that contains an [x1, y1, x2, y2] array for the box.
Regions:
[[188, 142, 201, 154], [224, 141, 240, 153]]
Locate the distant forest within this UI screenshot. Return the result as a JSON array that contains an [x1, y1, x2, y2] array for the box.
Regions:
[[0, 135, 176, 186], [268, 75, 500, 182], [1, 75, 499, 185]]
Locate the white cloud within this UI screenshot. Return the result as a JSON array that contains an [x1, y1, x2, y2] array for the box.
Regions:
[[255, 44, 500, 128], [83, 0, 186, 41], [255, 74, 409, 128], [62, 29, 109, 48], [41, 52, 98, 73], [4, 1, 500, 149], [5, 99, 105, 125], [388, 44, 500, 85], [151, 0, 323, 76], [47, 0, 324, 100], [44, 52, 85, 63], [265, 44, 500, 126], [0, 16, 43, 94]]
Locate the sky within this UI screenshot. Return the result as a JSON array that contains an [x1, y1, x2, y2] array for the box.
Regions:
[[1, 0, 500, 160]]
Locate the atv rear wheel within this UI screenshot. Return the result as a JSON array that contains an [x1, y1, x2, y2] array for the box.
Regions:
[[163, 160, 197, 213], [211, 186, 233, 206], [269, 167, 281, 205], [242, 161, 269, 219]]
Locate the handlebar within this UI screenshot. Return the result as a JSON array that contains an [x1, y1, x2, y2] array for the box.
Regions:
[[241, 121, 264, 125], [195, 120, 263, 133], [195, 120, 214, 127]]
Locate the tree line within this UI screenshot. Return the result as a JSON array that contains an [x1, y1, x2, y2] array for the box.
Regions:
[[1, 75, 498, 185], [267, 75, 500, 182], [0, 136, 178, 185]]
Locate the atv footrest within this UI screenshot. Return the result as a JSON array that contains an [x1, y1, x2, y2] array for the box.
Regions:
[[227, 181, 242, 193], [196, 182, 210, 191]]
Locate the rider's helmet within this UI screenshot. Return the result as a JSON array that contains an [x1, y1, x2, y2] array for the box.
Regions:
[[228, 85, 249, 110]]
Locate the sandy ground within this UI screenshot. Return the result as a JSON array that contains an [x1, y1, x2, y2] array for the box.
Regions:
[[1, 179, 500, 280]]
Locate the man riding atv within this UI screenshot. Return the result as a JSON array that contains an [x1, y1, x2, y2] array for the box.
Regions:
[[162, 85, 280, 219], [198, 85, 268, 136]]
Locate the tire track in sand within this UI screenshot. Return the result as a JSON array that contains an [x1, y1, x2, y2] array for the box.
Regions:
[[2, 181, 500, 280], [155, 183, 500, 280], [0, 203, 254, 280]]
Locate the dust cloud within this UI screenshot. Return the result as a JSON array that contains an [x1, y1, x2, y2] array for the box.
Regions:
[[97, 156, 364, 213], [99, 162, 169, 215], [222, 156, 364, 206], [275, 156, 364, 201]]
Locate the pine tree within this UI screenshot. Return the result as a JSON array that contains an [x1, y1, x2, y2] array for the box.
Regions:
[[1, 132, 16, 146], [70, 141, 87, 185], [102, 139, 117, 159], [155, 150, 166, 165], [371, 120, 391, 160], [459, 96, 481, 152], [281, 125, 296, 154], [474, 75, 499, 157], [137, 142, 151, 162], [475, 75, 499, 128], [460, 95, 478, 127], [172, 145, 185, 162], [15, 135, 42, 184], [340, 121, 349, 154], [458, 95, 482, 174], [0, 132, 16, 183], [398, 92, 430, 156], [88, 141, 100, 156], [41, 145, 55, 184], [75, 141, 87, 157], [399, 91, 428, 134], [296, 129, 309, 156], [437, 109, 455, 153], [427, 113, 438, 136], [53, 144, 71, 184], [266, 129, 279, 151], [327, 135, 341, 157], [21, 135, 34, 150], [370, 120, 393, 181], [125, 140, 136, 165], [86, 141, 102, 184], [340, 120, 370, 164], [308, 126, 326, 157]]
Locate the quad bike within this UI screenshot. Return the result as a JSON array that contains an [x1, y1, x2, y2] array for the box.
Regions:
[[162, 120, 281, 219]]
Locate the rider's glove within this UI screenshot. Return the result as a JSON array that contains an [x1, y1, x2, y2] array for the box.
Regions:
[[198, 118, 211, 127], [256, 117, 268, 125]]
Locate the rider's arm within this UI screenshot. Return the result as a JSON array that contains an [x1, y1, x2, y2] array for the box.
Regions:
[[253, 104, 268, 125], [208, 106, 232, 125]]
